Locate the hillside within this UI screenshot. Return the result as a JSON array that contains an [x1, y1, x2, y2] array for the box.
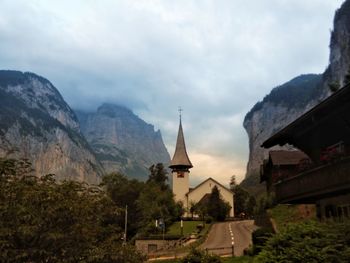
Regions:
[[0, 70, 103, 183], [75, 104, 170, 180]]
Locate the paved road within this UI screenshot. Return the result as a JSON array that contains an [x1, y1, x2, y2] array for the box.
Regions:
[[201, 220, 257, 256]]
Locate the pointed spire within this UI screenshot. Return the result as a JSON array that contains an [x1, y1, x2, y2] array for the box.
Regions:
[[169, 112, 193, 169]]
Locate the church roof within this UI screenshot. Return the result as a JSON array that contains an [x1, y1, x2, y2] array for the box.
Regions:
[[187, 177, 234, 195], [169, 119, 193, 169]]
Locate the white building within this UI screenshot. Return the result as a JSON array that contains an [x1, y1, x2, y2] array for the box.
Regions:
[[169, 117, 234, 217]]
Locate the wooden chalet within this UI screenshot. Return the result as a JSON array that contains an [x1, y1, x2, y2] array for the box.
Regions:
[[260, 150, 311, 193], [262, 83, 350, 219]]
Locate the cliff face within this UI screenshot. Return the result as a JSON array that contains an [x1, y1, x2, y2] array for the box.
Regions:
[[243, 74, 324, 180], [242, 0, 350, 190], [75, 104, 170, 180], [326, 0, 350, 86], [0, 70, 103, 184]]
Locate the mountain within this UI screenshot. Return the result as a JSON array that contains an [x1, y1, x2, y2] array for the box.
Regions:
[[75, 104, 171, 180], [242, 0, 350, 193], [0, 70, 103, 184]]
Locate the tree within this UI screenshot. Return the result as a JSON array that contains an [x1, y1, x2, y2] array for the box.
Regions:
[[136, 181, 181, 234], [207, 186, 231, 221], [229, 175, 237, 191], [102, 172, 144, 237], [189, 200, 198, 219], [0, 158, 146, 263], [147, 163, 168, 189], [246, 195, 257, 217], [233, 185, 250, 216]]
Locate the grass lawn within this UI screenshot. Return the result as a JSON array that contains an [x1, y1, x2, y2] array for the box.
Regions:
[[167, 221, 206, 236], [268, 204, 316, 231]]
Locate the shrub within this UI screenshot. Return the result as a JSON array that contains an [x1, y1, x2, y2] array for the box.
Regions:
[[181, 247, 221, 263], [251, 227, 274, 255], [254, 220, 350, 263]]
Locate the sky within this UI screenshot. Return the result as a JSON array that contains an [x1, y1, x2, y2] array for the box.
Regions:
[[0, 0, 345, 186]]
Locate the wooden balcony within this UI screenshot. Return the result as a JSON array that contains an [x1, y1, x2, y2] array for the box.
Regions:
[[275, 157, 350, 204]]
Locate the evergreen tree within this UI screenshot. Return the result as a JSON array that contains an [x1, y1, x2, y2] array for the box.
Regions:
[[207, 186, 231, 221], [147, 163, 168, 189], [233, 185, 250, 216]]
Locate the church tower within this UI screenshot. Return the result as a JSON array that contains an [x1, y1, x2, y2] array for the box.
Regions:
[[169, 112, 193, 207]]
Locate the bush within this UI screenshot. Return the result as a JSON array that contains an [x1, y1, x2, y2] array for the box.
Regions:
[[251, 227, 274, 255], [205, 217, 213, 224], [181, 247, 221, 263], [254, 220, 350, 263]]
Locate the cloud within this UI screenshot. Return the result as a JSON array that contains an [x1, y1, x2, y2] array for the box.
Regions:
[[0, 0, 344, 184]]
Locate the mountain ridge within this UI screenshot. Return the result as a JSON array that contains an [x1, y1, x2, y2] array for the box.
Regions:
[[0, 70, 103, 184], [75, 103, 171, 180], [241, 0, 350, 193]]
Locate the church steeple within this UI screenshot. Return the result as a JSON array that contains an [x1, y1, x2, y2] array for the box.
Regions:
[[169, 111, 193, 170]]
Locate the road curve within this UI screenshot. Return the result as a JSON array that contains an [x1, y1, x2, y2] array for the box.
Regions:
[[201, 220, 257, 256]]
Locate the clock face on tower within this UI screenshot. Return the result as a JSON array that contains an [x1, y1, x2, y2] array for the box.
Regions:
[[177, 171, 184, 178]]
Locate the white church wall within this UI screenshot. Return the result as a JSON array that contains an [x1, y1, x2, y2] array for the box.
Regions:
[[172, 171, 189, 209], [187, 178, 234, 217]]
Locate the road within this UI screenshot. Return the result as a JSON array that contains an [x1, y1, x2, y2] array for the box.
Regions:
[[201, 220, 257, 256]]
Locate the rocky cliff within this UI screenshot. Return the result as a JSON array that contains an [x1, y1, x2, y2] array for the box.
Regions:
[[242, 0, 350, 191], [75, 104, 170, 180], [0, 70, 103, 184]]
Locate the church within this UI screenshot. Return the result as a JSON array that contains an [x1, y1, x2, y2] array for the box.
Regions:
[[169, 116, 234, 218]]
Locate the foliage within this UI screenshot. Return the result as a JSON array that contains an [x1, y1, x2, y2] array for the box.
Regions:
[[206, 186, 231, 221], [148, 163, 168, 188], [0, 158, 145, 263], [189, 200, 198, 219], [250, 227, 274, 255], [181, 247, 221, 263], [238, 172, 265, 197], [267, 204, 316, 231], [328, 81, 340, 92], [229, 175, 237, 191], [233, 185, 250, 216], [102, 164, 182, 237], [232, 185, 257, 218], [254, 220, 350, 263], [102, 172, 144, 237], [136, 180, 182, 234]]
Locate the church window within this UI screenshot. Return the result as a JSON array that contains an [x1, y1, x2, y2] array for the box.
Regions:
[[177, 171, 184, 178]]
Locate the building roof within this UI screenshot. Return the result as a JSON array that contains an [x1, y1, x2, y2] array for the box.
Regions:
[[196, 193, 211, 206], [269, 150, 309, 165], [187, 177, 233, 195], [169, 119, 193, 169]]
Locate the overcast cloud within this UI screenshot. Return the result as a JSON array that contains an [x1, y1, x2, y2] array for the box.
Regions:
[[0, 0, 344, 186]]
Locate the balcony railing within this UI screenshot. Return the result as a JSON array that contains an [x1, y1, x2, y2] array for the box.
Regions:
[[275, 157, 350, 203]]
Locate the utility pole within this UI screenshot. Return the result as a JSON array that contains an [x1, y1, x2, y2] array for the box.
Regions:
[[124, 205, 128, 245]]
